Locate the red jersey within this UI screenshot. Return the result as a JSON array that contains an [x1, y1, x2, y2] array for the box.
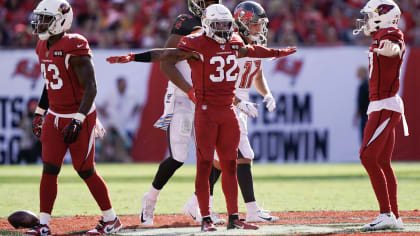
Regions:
[[36, 33, 92, 113], [178, 32, 245, 106], [368, 27, 405, 101]]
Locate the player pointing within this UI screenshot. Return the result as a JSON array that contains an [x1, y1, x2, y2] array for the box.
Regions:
[[106, 3, 295, 232]]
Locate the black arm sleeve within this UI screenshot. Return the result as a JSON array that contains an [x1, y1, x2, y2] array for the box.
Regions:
[[38, 86, 49, 110], [134, 52, 152, 62]]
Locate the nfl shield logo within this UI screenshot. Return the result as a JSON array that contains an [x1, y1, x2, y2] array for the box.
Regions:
[[220, 45, 225, 50], [45, 51, 49, 57]]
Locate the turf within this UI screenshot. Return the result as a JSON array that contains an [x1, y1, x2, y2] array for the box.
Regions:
[[0, 163, 419, 218]]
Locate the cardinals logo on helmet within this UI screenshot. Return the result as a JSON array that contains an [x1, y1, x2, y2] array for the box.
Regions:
[[58, 3, 70, 14], [375, 4, 394, 16]]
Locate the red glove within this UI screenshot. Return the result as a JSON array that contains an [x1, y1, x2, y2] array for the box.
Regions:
[[32, 114, 43, 137], [277, 47, 297, 57], [187, 88, 196, 104], [62, 119, 83, 143], [106, 53, 134, 64]]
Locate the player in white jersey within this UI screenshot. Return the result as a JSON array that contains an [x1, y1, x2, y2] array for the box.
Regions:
[[183, 1, 284, 223]]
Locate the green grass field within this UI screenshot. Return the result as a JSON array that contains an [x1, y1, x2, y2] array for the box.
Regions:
[[0, 163, 419, 218]]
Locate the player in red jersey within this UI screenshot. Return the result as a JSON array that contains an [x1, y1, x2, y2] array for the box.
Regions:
[[27, 0, 121, 235], [353, 0, 408, 231], [107, 4, 295, 232]]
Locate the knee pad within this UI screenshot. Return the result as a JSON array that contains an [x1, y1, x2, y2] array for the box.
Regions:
[[43, 163, 61, 175], [77, 167, 96, 180]]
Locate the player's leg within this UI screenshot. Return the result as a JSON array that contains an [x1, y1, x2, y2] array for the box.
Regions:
[[68, 111, 122, 234], [25, 113, 67, 235], [183, 160, 224, 224], [360, 110, 398, 231], [376, 113, 402, 223], [216, 109, 258, 230], [142, 97, 194, 225]]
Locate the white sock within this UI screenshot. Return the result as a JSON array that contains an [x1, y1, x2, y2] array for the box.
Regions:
[[191, 193, 198, 204], [147, 186, 160, 201], [102, 208, 116, 222], [246, 201, 259, 213], [39, 212, 50, 225], [209, 195, 214, 212]]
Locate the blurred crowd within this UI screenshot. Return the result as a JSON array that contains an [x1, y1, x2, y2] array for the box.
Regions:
[[1, 0, 420, 48]]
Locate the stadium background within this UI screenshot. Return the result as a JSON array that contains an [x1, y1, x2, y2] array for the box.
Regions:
[[1, 0, 420, 164]]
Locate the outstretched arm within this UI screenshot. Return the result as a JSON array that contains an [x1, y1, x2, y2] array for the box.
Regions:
[[239, 45, 297, 59], [106, 48, 199, 63]]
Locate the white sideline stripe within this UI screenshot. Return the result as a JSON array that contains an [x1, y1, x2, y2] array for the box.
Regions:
[[366, 118, 390, 147], [118, 223, 420, 235]]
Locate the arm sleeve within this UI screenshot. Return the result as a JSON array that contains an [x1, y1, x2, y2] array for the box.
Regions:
[[245, 45, 279, 58], [38, 86, 49, 110]]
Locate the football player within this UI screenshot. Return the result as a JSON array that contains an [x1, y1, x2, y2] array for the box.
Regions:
[[27, 0, 121, 235], [183, 1, 280, 223], [353, 0, 408, 231], [107, 0, 225, 226], [107, 4, 295, 231]]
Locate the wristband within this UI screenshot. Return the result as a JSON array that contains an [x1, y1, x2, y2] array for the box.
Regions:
[[134, 52, 152, 62], [74, 113, 86, 123], [35, 107, 46, 116]]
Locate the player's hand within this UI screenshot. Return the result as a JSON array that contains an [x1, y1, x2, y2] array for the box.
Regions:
[[32, 114, 43, 137], [236, 101, 258, 118], [106, 53, 134, 64], [187, 88, 196, 104], [62, 119, 83, 143], [263, 93, 276, 112], [277, 47, 297, 57], [373, 40, 400, 57]]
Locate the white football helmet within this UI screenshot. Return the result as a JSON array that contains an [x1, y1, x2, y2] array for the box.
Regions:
[[202, 4, 234, 44], [353, 0, 401, 36], [31, 0, 73, 40]]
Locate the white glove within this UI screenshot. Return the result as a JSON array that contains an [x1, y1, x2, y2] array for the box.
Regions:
[[373, 40, 400, 57], [263, 93, 276, 112], [236, 101, 258, 118]]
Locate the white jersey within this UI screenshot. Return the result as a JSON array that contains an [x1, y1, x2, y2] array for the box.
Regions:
[[167, 60, 193, 98], [235, 57, 262, 101]]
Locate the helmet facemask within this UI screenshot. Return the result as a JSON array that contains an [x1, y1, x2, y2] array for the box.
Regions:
[[31, 13, 57, 40], [188, 0, 221, 17], [204, 19, 234, 44]]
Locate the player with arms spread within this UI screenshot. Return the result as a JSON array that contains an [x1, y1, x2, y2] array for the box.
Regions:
[[353, 0, 408, 231], [108, 4, 295, 232], [183, 1, 282, 223], [27, 0, 121, 235], [107, 0, 225, 226]]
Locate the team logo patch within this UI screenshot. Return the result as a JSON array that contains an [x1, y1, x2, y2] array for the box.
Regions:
[[234, 9, 253, 23], [230, 44, 240, 50], [58, 3, 70, 14], [375, 4, 394, 16], [53, 50, 64, 57]]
